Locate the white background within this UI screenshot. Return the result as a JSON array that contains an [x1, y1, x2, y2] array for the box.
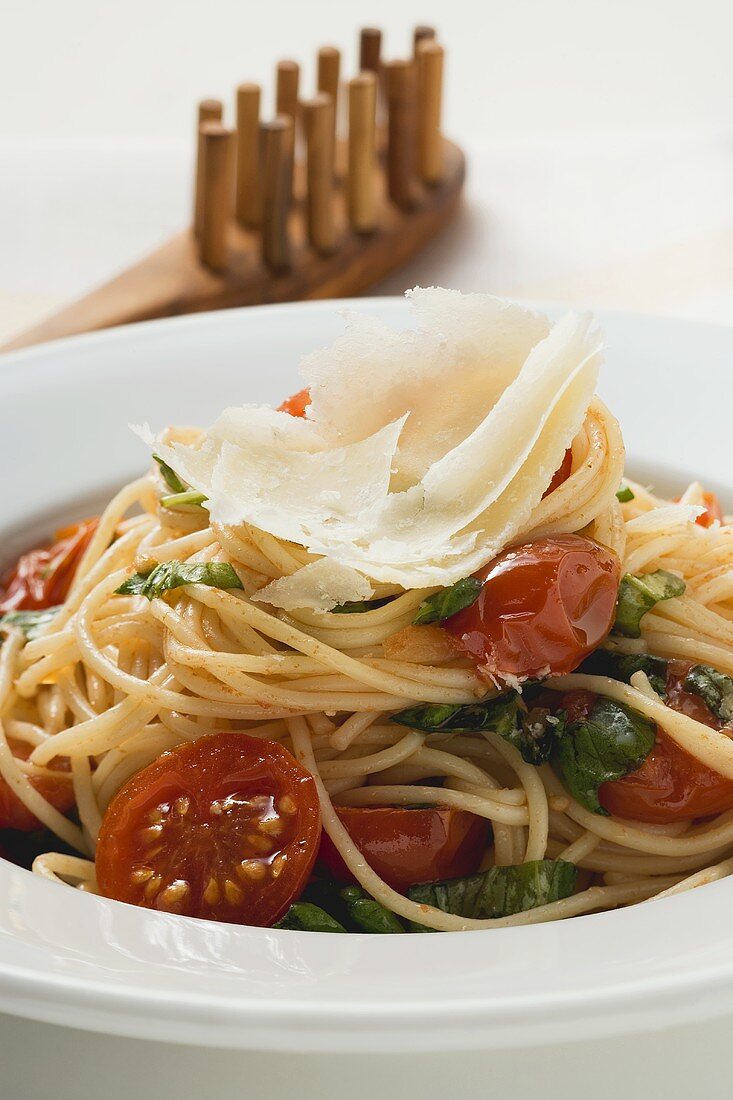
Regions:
[[0, 0, 732, 339]]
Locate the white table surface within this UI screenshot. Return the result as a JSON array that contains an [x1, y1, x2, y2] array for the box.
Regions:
[[1, 125, 731, 345]]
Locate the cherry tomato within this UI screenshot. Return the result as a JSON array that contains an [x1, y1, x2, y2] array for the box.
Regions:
[[318, 806, 486, 892], [598, 662, 733, 822], [0, 738, 74, 832], [278, 387, 311, 418], [696, 491, 724, 528], [445, 536, 621, 682], [96, 733, 321, 926], [0, 518, 98, 613], [542, 448, 573, 499]]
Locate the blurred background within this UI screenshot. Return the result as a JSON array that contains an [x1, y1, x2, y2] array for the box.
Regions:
[[0, 0, 731, 342]]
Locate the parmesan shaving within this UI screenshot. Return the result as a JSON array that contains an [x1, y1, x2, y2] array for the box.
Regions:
[[139, 288, 605, 608]]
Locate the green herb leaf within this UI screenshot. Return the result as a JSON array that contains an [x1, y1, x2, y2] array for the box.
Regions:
[[413, 577, 483, 625], [339, 886, 405, 933], [391, 693, 563, 765], [580, 649, 669, 696], [115, 561, 243, 600], [153, 454, 188, 494], [273, 902, 346, 932], [160, 490, 208, 513], [616, 486, 635, 503], [0, 606, 60, 641], [407, 859, 577, 927], [614, 570, 686, 638], [331, 596, 392, 615], [553, 697, 656, 814], [684, 664, 733, 723]]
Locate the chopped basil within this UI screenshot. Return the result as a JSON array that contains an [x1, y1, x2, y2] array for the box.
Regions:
[[331, 596, 392, 615], [407, 859, 577, 927], [616, 486, 635, 503], [115, 561, 243, 600], [273, 902, 346, 932], [553, 697, 656, 814], [160, 490, 209, 513], [684, 664, 733, 724], [0, 606, 60, 641], [339, 886, 405, 933], [391, 692, 563, 765], [153, 454, 188, 494], [580, 649, 669, 696], [614, 570, 686, 638], [413, 577, 483, 625]]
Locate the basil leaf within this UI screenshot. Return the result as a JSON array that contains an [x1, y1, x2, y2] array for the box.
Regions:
[[413, 577, 483, 625], [616, 486, 635, 503], [339, 886, 405, 933], [116, 561, 243, 600], [614, 570, 686, 638], [0, 606, 60, 641], [684, 664, 733, 723], [160, 490, 209, 513], [580, 649, 668, 696], [553, 697, 656, 814], [331, 596, 391, 615], [273, 902, 346, 932], [407, 859, 577, 927], [153, 454, 188, 494], [391, 693, 563, 765]]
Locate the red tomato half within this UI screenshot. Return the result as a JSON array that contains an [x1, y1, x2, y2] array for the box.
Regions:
[[278, 387, 311, 418], [599, 662, 733, 823], [0, 738, 74, 832], [0, 518, 98, 613], [318, 806, 486, 892], [542, 448, 573, 499], [445, 536, 621, 682], [96, 733, 322, 926]]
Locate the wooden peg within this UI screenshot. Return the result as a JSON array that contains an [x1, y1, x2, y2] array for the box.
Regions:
[[194, 99, 223, 239], [303, 94, 336, 254], [276, 60, 300, 124], [260, 117, 293, 274], [359, 27, 382, 73], [348, 73, 377, 233], [235, 84, 261, 229], [416, 42, 444, 185], [317, 45, 340, 134], [413, 25, 436, 54], [384, 60, 419, 210], [198, 122, 234, 271]]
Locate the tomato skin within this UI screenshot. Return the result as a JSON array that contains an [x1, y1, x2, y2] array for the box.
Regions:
[[318, 806, 486, 892], [96, 733, 322, 927], [542, 448, 573, 499], [445, 536, 621, 682], [278, 388, 311, 418], [599, 662, 733, 823], [0, 738, 74, 832], [0, 518, 98, 613]]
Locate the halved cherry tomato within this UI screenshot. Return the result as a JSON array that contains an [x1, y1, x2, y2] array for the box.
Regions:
[[96, 733, 321, 926], [0, 738, 74, 832], [0, 518, 98, 613], [278, 387, 311, 418], [542, 448, 573, 499], [445, 535, 621, 683], [318, 806, 486, 892], [564, 663, 733, 823]]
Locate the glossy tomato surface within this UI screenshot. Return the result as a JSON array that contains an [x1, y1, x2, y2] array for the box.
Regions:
[[96, 733, 322, 926], [0, 518, 98, 612], [445, 535, 621, 682], [278, 387, 311, 418], [0, 738, 74, 832], [318, 806, 486, 892], [599, 662, 733, 822]]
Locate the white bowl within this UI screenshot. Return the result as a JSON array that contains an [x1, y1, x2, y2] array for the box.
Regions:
[[1, 300, 732, 1089]]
